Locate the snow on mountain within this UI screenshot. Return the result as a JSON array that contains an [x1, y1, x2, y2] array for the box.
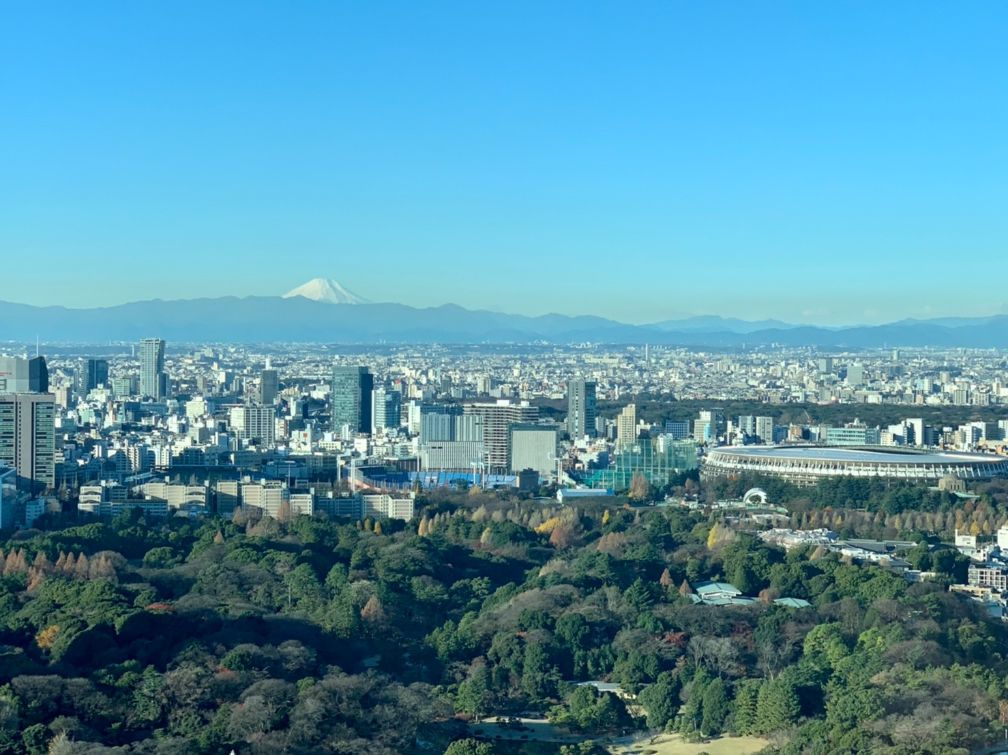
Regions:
[[282, 278, 369, 305]]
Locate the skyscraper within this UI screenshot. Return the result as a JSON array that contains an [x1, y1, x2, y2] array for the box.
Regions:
[[139, 338, 167, 400], [755, 416, 775, 445], [464, 400, 538, 472], [846, 362, 865, 387], [230, 405, 276, 446], [0, 356, 49, 393], [616, 403, 637, 450], [566, 379, 596, 439], [257, 368, 279, 405], [0, 393, 56, 492], [371, 386, 401, 435], [86, 358, 109, 392], [331, 366, 373, 434]]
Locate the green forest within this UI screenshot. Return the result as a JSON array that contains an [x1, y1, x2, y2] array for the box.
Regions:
[[1, 486, 1007, 754]]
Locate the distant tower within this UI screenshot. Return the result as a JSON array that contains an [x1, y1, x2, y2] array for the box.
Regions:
[[257, 368, 279, 405], [331, 366, 373, 434], [567, 379, 597, 439], [0, 393, 56, 492], [85, 358, 109, 392], [616, 403, 637, 450], [139, 338, 166, 400]]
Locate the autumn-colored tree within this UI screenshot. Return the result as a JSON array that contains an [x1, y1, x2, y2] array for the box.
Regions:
[[678, 579, 693, 597], [373, 520, 383, 535], [213, 530, 225, 544], [659, 568, 674, 589], [628, 472, 652, 502], [36, 624, 60, 650], [75, 553, 90, 579], [360, 595, 386, 625], [550, 523, 576, 549]]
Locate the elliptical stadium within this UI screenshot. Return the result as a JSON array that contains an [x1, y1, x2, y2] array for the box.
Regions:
[[702, 446, 1008, 486]]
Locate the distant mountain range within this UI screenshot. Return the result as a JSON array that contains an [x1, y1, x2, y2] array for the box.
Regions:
[[2, 278, 1008, 347]]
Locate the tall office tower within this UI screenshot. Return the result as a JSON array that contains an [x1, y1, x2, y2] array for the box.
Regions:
[[693, 408, 723, 443], [139, 338, 167, 400], [0, 393, 56, 492], [229, 405, 276, 446], [737, 415, 757, 438], [755, 416, 775, 444], [419, 404, 480, 442], [257, 368, 279, 405], [463, 400, 538, 473], [616, 403, 637, 450], [111, 376, 136, 398], [566, 379, 597, 439], [846, 362, 865, 387], [0, 356, 49, 393], [371, 386, 402, 435], [905, 418, 925, 447], [331, 366, 373, 434], [85, 358, 109, 392], [817, 357, 834, 375]]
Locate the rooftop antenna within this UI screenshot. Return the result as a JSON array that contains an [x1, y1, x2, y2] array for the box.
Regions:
[[35, 335, 39, 358]]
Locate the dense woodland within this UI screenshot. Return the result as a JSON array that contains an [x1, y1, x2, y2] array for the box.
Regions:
[[2, 481, 1008, 754], [536, 395, 1007, 431]]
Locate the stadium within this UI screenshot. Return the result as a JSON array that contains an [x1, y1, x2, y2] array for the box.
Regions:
[[702, 446, 1008, 485]]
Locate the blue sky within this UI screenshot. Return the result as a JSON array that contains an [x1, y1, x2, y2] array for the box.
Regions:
[[2, 2, 1006, 325]]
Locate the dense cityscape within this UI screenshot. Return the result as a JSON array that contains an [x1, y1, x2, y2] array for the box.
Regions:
[[6, 2, 1008, 753]]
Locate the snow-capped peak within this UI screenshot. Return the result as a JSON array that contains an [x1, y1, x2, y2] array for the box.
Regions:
[[282, 278, 369, 305]]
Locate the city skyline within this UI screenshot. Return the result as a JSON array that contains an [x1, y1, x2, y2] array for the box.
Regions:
[[4, 3, 1007, 325]]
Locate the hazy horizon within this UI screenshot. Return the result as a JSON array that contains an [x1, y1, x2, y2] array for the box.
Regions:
[[1, 277, 1007, 329]]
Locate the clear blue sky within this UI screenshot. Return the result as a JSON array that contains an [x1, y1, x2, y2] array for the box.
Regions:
[[2, 2, 1006, 325]]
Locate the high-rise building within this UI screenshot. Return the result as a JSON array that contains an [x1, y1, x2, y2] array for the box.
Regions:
[[257, 368, 279, 405], [419, 404, 482, 443], [230, 405, 276, 446], [817, 357, 834, 376], [0, 393, 56, 492], [616, 403, 637, 450], [331, 366, 373, 434], [737, 415, 756, 438], [139, 338, 167, 400], [755, 416, 775, 445], [371, 386, 402, 435], [464, 400, 538, 472], [85, 358, 109, 392], [111, 376, 137, 398], [0, 356, 49, 393], [566, 379, 597, 439], [846, 362, 865, 387], [693, 409, 722, 444]]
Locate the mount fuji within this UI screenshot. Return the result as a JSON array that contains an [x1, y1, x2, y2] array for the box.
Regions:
[[282, 277, 369, 305]]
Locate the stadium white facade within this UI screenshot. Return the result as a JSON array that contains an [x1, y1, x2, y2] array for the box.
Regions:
[[703, 446, 1008, 485]]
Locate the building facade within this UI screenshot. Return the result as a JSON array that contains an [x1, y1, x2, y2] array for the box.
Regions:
[[139, 338, 167, 400], [566, 379, 596, 439], [331, 366, 373, 434], [0, 393, 56, 491], [463, 400, 538, 473]]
